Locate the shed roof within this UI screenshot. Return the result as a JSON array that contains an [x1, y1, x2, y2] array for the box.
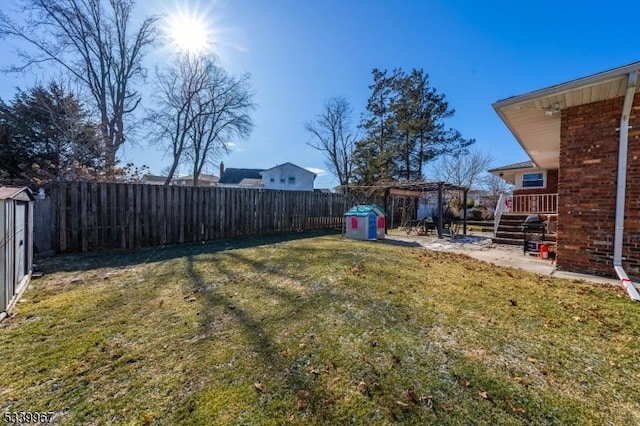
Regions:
[[238, 178, 263, 187], [0, 186, 34, 201], [344, 204, 386, 217], [173, 174, 219, 183], [142, 174, 167, 184]]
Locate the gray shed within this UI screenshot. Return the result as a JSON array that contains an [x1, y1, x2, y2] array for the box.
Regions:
[[1, 186, 35, 317]]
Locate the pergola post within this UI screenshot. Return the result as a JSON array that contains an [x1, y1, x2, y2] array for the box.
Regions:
[[383, 187, 390, 234], [463, 188, 468, 235]]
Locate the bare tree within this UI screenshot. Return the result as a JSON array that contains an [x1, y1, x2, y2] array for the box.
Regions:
[[149, 53, 254, 186], [429, 150, 493, 190], [480, 173, 513, 211], [148, 54, 212, 185], [305, 97, 356, 187], [0, 0, 159, 168], [186, 61, 254, 187]]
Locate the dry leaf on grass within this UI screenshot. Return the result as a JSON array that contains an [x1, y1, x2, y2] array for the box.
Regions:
[[420, 394, 433, 407], [439, 403, 452, 412], [479, 391, 493, 401], [254, 382, 265, 393], [395, 400, 409, 408], [141, 413, 155, 425]]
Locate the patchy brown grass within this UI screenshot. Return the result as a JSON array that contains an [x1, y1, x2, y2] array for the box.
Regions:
[[1, 232, 639, 425]]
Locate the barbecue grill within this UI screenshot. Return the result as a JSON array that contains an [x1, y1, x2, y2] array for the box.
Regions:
[[521, 214, 546, 254]]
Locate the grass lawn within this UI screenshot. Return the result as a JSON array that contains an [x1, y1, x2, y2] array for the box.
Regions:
[[1, 232, 639, 425]]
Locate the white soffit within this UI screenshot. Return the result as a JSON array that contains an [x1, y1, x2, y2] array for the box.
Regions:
[[494, 62, 640, 170]]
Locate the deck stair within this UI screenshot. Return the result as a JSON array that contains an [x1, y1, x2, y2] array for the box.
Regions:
[[493, 213, 557, 247]]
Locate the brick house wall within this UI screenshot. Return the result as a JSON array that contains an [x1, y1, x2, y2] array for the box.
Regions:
[[557, 95, 640, 279]]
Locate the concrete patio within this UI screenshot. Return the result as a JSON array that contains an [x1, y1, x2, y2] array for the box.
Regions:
[[385, 230, 621, 287]]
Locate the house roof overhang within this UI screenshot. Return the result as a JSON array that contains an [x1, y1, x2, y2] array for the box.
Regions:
[[493, 61, 640, 170], [487, 161, 537, 185]]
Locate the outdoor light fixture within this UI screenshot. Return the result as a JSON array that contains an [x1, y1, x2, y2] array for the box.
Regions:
[[544, 103, 562, 116]]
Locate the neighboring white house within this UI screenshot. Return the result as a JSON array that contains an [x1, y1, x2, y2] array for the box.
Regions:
[[260, 163, 316, 191]]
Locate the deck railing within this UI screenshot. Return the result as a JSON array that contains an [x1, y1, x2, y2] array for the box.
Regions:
[[494, 193, 509, 235], [494, 193, 558, 236], [510, 193, 558, 214]]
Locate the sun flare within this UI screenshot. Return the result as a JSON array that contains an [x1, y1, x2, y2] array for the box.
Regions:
[[165, 7, 211, 55]]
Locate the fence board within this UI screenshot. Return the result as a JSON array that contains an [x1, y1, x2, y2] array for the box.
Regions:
[[89, 183, 97, 250], [157, 187, 163, 245], [140, 184, 147, 245], [178, 187, 185, 244], [39, 183, 346, 253], [149, 186, 156, 245], [33, 198, 52, 253], [58, 183, 67, 251], [80, 182, 87, 252]]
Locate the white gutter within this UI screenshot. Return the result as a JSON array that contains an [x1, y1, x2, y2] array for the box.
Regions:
[[493, 60, 640, 109], [613, 70, 640, 301]]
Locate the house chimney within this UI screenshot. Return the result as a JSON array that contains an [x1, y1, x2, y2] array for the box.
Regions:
[[219, 161, 225, 177]]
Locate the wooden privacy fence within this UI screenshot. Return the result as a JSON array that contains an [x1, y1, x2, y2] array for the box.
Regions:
[[35, 183, 346, 253]]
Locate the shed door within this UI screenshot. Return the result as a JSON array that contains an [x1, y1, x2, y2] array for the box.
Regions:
[[14, 202, 27, 286], [367, 214, 377, 239]]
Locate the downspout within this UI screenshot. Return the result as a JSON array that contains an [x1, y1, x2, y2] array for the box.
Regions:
[[613, 70, 640, 301]]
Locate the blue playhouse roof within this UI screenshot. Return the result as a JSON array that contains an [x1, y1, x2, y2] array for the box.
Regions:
[[344, 204, 386, 217]]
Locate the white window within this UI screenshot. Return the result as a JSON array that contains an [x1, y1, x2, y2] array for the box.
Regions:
[[288, 176, 295, 184], [280, 177, 285, 184], [270, 177, 275, 183], [522, 173, 544, 188]]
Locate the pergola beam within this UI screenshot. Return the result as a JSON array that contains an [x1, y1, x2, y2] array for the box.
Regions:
[[343, 181, 468, 238]]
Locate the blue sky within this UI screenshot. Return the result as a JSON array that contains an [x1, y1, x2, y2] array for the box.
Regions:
[[2, 0, 639, 189]]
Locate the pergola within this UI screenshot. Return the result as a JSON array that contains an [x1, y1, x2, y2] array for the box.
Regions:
[[343, 181, 469, 238]]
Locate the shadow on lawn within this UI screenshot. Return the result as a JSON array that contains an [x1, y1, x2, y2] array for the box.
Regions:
[[183, 253, 337, 419], [180, 242, 424, 421], [36, 229, 342, 273], [378, 239, 423, 249]]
